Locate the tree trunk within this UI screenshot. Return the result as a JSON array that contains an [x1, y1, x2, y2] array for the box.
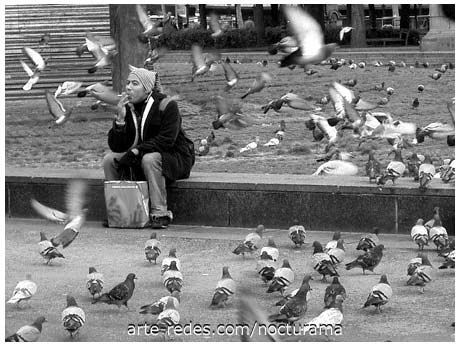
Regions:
[[270, 4, 279, 27], [185, 5, 190, 28], [304, 4, 325, 32], [199, 4, 207, 30], [369, 4, 377, 31], [350, 4, 367, 48], [235, 4, 243, 29], [400, 4, 410, 30], [253, 4, 265, 44], [109, 5, 149, 93]]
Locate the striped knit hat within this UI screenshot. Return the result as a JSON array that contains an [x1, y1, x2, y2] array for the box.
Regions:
[[128, 65, 163, 93]]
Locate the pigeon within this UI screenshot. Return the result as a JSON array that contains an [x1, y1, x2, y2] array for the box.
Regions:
[[261, 98, 285, 114], [5, 316, 46, 342], [406, 254, 433, 293], [54, 81, 83, 98], [267, 259, 295, 294], [260, 237, 279, 262], [139, 291, 180, 315], [356, 227, 380, 252], [430, 72, 442, 80], [212, 95, 249, 130], [386, 87, 394, 96], [345, 244, 385, 274], [279, 5, 337, 68], [31, 179, 88, 248], [136, 4, 163, 41], [268, 35, 298, 56], [418, 84, 425, 92], [39, 33, 50, 46], [257, 251, 276, 283], [145, 232, 161, 264], [312, 160, 359, 176], [233, 225, 264, 257], [411, 219, 429, 250], [324, 231, 341, 253], [239, 136, 260, 153], [343, 78, 357, 87], [279, 92, 318, 111], [363, 275, 392, 313], [324, 276, 346, 309], [407, 253, 423, 276], [339, 26, 353, 41], [306, 295, 344, 333], [163, 261, 183, 293], [439, 250, 455, 269], [407, 152, 424, 181], [210, 266, 236, 308], [155, 297, 180, 337], [62, 295, 85, 338], [311, 241, 339, 282], [86, 267, 104, 299], [327, 239, 345, 265], [424, 206, 441, 232], [241, 72, 272, 99], [365, 150, 382, 182], [263, 132, 284, 147], [20, 47, 46, 91], [305, 68, 318, 75], [412, 97, 420, 109], [438, 237, 454, 258], [45, 90, 73, 126], [307, 114, 339, 151], [288, 220, 307, 248], [440, 158, 455, 183], [221, 60, 239, 91], [274, 274, 313, 307], [209, 13, 223, 37], [376, 148, 406, 186], [38, 231, 65, 264], [418, 155, 436, 189], [7, 274, 37, 307], [85, 31, 117, 74], [161, 248, 181, 276], [388, 65, 396, 72], [429, 214, 449, 251], [190, 44, 221, 82], [91, 273, 136, 309], [78, 82, 121, 106], [446, 98, 455, 124], [413, 122, 455, 144], [268, 275, 311, 323]]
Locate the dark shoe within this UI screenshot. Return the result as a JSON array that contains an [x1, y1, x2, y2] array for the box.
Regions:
[[102, 219, 109, 228], [151, 216, 171, 229]]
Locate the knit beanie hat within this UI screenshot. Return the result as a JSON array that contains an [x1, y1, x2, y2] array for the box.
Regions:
[[128, 65, 163, 93]]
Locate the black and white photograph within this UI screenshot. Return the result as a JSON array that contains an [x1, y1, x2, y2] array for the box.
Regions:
[[3, 1, 456, 342]]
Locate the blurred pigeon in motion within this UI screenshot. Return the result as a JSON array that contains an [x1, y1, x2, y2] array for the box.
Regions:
[[311, 241, 339, 282], [54, 81, 83, 98], [268, 275, 311, 323], [324, 231, 341, 253], [86, 267, 104, 299], [136, 4, 163, 42], [339, 26, 353, 41], [312, 159, 358, 176], [406, 253, 433, 293], [345, 244, 385, 274], [145, 232, 161, 264], [31, 179, 88, 248], [161, 248, 181, 276], [288, 220, 307, 248], [191, 44, 221, 82], [85, 31, 117, 74], [79, 82, 121, 107], [413, 122, 455, 144], [411, 219, 429, 250], [268, 35, 298, 56], [418, 155, 436, 190], [376, 148, 406, 186], [38, 231, 65, 265], [210, 266, 236, 308], [257, 251, 276, 283], [209, 13, 223, 37], [260, 237, 279, 262], [279, 5, 337, 68], [324, 276, 346, 309], [261, 97, 286, 114], [267, 259, 295, 295], [7, 274, 37, 307], [241, 72, 272, 99], [356, 227, 380, 252], [363, 275, 392, 313], [221, 60, 239, 91], [75, 31, 116, 57], [20, 47, 46, 91], [279, 92, 319, 111], [163, 261, 183, 294], [233, 224, 264, 257], [212, 95, 249, 130], [139, 291, 180, 315], [306, 113, 340, 151], [92, 273, 136, 309], [365, 150, 382, 182], [45, 90, 73, 126], [5, 316, 47, 342], [62, 295, 85, 338]]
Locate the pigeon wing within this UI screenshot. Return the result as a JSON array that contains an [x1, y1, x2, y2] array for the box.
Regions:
[[30, 198, 68, 223], [23, 47, 45, 71]]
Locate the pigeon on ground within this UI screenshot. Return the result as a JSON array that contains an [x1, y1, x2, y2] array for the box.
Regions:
[[324, 276, 346, 309], [439, 249, 455, 269], [430, 72, 442, 80], [263, 132, 284, 147], [239, 136, 260, 153], [45, 90, 73, 126], [411, 219, 429, 250], [267, 259, 295, 294], [406, 253, 433, 293], [38, 231, 65, 264], [407, 152, 424, 180], [279, 5, 337, 68], [7, 274, 37, 307], [145, 232, 161, 264], [268, 275, 311, 323], [62, 295, 85, 338], [312, 159, 358, 176], [345, 244, 385, 274], [418, 84, 425, 92], [412, 97, 420, 109], [31, 179, 87, 248], [260, 237, 279, 262], [306, 295, 344, 336], [365, 150, 382, 182], [440, 158, 455, 183], [418, 155, 436, 189], [163, 261, 183, 293], [327, 239, 345, 265], [190, 44, 221, 82], [221, 60, 239, 91], [324, 231, 341, 253], [20, 47, 46, 91], [376, 148, 406, 186], [407, 253, 423, 276], [139, 291, 180, 315], [155, 297, 180, 338], [210, 266, 236, 308], [429, 214, 449, 251], [312, 241, 339, 282], [241, 72, 272, 99], [288, 221, 307, 248], [91, 273, 136, 309], [86, 267, 104, 299], [161, 248, 181, 275], [233, 225, 264, 257], [363, 274, 392, 313], [54, 81, 83, 98], [356, 227, 380, 252], [5, 316, 46, 342], [446, 98, 455, 124], [136, 4, 163, 42], [212, 95, 249, 130], [424, 206, 441, 231], [257, 251, 276, 283]]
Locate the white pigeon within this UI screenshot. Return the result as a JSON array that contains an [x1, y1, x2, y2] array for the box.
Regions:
[[312, 160, 358, 176], [86, 267, 104, 299], [339, 27, 353, 41], [411, 219, 429, 250], [38, 231, 65, 264], [240, 136, 260, 153], [54, 81, 83, 98], [62, 295, 85, 338], [7, 274, 37, 306], [136, 4, 163, 39], [5, 316, 47, 342], [20, 47, 46, 91], [267, 259, 295, 295], [260, 237, 279, 262]]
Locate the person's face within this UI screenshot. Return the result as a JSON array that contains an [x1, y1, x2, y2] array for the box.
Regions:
[[126, 74, 149, 104]]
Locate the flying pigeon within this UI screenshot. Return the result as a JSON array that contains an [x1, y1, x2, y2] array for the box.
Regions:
[[92, 273, 136, 309], [45, 90, 73, 126], [288, 220, 307, 248], [241, 72, 272, 99], [406, 253, 432, 293], [376, 148, 406, 186], [86, 267, 104, 299], [324, 276, 346, 309], [136, 4, 163, 41], [413, 122, 454, 144], [311, 241, 339, 281], [145, 231, 161, 264], [212, 95, 249, 130], [62, 295, 86, 338], [5, 316, 47, 342], [356, 227, 380, 252], [261, 98, 286, 114], [31, 179, 88, 248], [209, 13, 223, 37], [210, 266, 236, 308], [20, 47, 46, 91], [139, 291, 180, 315], [339, 26, 353, 41], [78, 82, 121, 106], [163, 261, 183, 293], [221, 60, 239, 91], [54, 81, 83, 98], [233, 225, 264, 257], [161, 248, 181, 276], [7, 274, 37, 307], [418, 155, 436, 189], [363, 274, 392, 313], [439, 249, 455, 269], [38, 231, 65, 265], [85, 31, 117, 74], [268, 35, 298, 56], [191, 44, 221, 82], [345, 244, 385, 274], [279, 5, 337, 68], [267, 259, 295, 295], [260, 237, 279, 262], [257, 251, 276, 283]]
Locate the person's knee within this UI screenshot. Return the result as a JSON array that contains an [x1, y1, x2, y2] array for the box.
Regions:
[[102, 152, 117, 168], [142, 152, 162, 171]]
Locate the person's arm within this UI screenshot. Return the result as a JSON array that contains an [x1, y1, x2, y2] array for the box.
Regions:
[[108, 94, 134, 152]]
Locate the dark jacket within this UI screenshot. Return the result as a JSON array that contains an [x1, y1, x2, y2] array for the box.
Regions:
[[108, 91, 194, 182]]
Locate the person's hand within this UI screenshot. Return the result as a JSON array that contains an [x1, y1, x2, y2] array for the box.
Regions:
[[115, 150, 140, 169], [115, 93, 129, 123]]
